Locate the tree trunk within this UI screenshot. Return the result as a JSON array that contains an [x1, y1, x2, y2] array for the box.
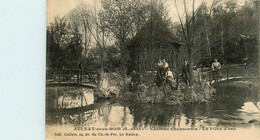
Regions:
[[221, 21, 225, 56], [188, 47, 193, 86], [205, 18, 211, 59]]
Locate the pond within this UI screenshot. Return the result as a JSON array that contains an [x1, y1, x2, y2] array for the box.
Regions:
[[46, 80, 260, 129]]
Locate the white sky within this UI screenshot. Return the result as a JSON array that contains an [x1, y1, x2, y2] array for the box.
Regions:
[[47, 0, 247, 25], [47, 0, 99, 24]]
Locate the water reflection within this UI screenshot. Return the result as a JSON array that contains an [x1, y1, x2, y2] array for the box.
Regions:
[[238, 102, 260, 127], [240, 102, 260, 113], [46, 82, 260, 129]]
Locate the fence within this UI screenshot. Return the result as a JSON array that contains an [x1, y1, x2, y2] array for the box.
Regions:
[[46, 69, 101, 87], [199, 64, 248, 84]]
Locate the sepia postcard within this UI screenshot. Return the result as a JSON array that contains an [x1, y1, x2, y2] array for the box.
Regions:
[[46, 0, 260, 139]]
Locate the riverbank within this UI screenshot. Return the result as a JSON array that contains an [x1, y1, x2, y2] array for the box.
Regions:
[[96, 72, 216, 105], [45, 77, 258, 110], [117, 83, 215, 105]]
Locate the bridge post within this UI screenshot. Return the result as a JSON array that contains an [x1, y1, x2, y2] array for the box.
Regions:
[[80, 69, 83, 84], [77, 70, 80, 86], [226, 68, 229, 80], [58, 70, 61, 84], [80, 92, 83, 107], [97, 73, 101, 88], [243, 64, 247, 77]]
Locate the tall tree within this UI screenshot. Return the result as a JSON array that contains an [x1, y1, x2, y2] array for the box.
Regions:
[[174, 0, 197, 85], [99, 0, 152, 76], [67, 4, 94, 69]]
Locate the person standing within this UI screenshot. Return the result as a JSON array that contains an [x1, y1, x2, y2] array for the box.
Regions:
[[211, 59, 221, 70], [211, 59, 221, 82], [182, 60, 189, 85], [131, 70, 142, 91], [156, 59, 164, 87]]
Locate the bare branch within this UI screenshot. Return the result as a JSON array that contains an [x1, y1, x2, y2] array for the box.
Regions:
[[174, 0, 188, 43]]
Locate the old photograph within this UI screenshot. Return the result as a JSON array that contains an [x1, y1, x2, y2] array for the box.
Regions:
[[46, 0, 260, 139]]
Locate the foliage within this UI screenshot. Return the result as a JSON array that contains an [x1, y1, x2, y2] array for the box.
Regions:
[[85, 45, 121, 72], [47, 18, 82, 69], [192, 0, 258, 65]]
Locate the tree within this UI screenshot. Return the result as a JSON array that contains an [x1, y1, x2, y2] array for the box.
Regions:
[[99, 0, 150, 66], [47, 17, 82, 69], [208, 0, 258, 64], [174, 0, 197, 86], [67, 4, 94, 69]]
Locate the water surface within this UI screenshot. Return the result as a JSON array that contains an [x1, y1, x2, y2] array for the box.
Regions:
[[46, 81, 260, 129]]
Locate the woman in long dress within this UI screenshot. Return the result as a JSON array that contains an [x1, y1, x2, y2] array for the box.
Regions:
[[156, 59, 163, 87]]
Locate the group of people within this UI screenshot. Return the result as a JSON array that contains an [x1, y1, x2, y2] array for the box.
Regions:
[[156, 58, 222, 87], [156, 59, 175, 88], [130, 58, 222, 91], [156, 59, 190, 89]]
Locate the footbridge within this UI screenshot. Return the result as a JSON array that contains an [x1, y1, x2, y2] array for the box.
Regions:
[[198, 64, 258, 85]]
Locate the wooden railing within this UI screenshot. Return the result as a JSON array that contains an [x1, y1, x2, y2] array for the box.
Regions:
[[199, 64, 248, 84], [46, 69, 101, 87]]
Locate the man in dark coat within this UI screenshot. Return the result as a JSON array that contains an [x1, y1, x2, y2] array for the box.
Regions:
[[182, 60, 189, 85], [131, 70, 142, 91]]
